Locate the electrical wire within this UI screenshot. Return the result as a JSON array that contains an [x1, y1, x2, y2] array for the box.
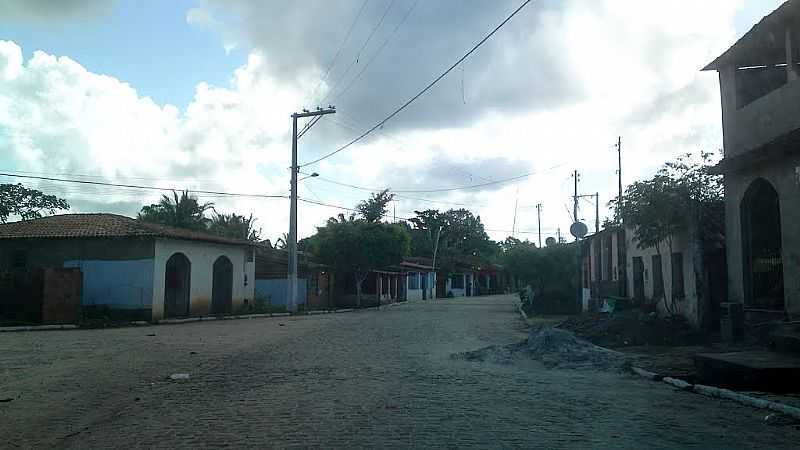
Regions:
[[301, 0, 533, 167], [322, 0, 397, 105], [331, 0, 421, 103], [305, 0, 370, 106], [0, 172, 288, 199]]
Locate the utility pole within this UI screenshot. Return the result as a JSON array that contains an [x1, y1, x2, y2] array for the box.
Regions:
[[616, 136, 623, 203], [595, 192, 600, 233], [511, 187, 519, 238], [572, 170, 580, 228], [535, 203, 542, 248], [288, 106, 335, 313], [557, 227, 561, 243]]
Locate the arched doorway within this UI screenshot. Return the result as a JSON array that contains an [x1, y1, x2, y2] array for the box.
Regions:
[[741, 178, 784, 311], [211, 256, 234, 314], [165, 253, 191, 317]]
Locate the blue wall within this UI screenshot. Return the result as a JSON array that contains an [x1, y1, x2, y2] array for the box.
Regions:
[[64, 259, 154, 309], [254, 279, 307, 306]]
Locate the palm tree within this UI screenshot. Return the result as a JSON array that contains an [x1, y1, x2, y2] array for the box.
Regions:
[[138, 190, 213, 231], [209, 212, 261, 241]]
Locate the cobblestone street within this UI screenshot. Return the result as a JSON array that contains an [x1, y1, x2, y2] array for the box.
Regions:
[[2, 295, 799, 448]]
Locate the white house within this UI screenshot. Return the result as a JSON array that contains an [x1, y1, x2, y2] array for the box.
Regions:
[[0, 214, 256, 321]]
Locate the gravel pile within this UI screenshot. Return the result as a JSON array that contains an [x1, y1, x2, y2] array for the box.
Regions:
[[454, 326, 630, 371], [524, 325, 629, 370]]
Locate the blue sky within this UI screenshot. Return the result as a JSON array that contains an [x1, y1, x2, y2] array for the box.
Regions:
[[1, 0, 245, 108]]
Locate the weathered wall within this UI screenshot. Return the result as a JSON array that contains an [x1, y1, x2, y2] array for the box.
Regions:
[[63, 259, 154, 312], [0, 237, 155, 319], [0, 237, 154, 270], [254, 278, 307, 306], [152, 239, 255, 320], [407, 271, 436, 301], [625, 229, 701, 327], [724, 155, 800, 316]]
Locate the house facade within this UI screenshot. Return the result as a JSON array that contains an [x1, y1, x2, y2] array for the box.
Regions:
[[401, 259, 436, 301], [0, 214, 255, 321], [704, 1, 800, 320], [581, 227, 626, 312], [254, 247, 333, 310]]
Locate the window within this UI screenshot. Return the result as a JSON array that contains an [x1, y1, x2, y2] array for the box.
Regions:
[[451, 274, 464, 289], [408, 272, 419, 290], [11, 250, 26, 270], [652, 255, 664, 299], [671, 252, 685, 299]]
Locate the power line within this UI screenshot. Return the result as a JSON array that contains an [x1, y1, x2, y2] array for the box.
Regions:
[[331, 0, 421, 102], [301, 0, 533, 167], [322, 0, 397, 105], [0, 172, 288, 199], [306, 0, 370, 105], [307, 162, 566, 194]]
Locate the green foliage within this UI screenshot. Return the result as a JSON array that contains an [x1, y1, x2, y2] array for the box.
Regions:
[[138, 190, 213, 231], [308, 219, 410, 306], [610, 152, 724, 314], [611, 152, 723, 251], [407, 208, 497, 268], [0, 183, 70, 223], [356, 189, 394, 222], [209, 212, 261, 241], [501, 239, 577, 311]]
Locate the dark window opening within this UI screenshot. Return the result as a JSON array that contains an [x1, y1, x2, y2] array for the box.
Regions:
[[671, 252, 685, 299], [408, 272, 419, 290], [652, 255, 664, 300], [735, 65, 787, 109], [451, 274, 464, 289]]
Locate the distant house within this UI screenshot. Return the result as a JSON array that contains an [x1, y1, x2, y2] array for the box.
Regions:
[[703, 0, 800, 321], [333, 268, 406, 307], [0, 214, 256, 321], [254, 247, 333, 310], [623, 224, 726, 330], [580, 227, 626, 312], [400, 258, 436, 301]]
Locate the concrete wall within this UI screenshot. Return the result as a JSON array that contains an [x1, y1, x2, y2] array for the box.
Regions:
[[0, 237, 154, 271], [254, 278, 307, 306], [63, 259, 154, 310], [152, 239, 255, 320], [625, 229, 701, 327], [719, 67, 800, 157], [445, 272, 474, 297], [407, 271, 435, 301], [723, 155, 800, 316]]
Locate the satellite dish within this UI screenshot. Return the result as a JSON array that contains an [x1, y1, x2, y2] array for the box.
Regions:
[[570, 222, 588, 239], [545, 237, 557, 247]]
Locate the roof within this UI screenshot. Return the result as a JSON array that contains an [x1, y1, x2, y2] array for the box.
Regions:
[[704, 1, 799, 71], [400, 256, 435, 271], [0, 214, 257, 247]]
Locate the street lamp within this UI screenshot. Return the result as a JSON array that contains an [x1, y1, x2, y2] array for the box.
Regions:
[[299, 172, 319, 182]]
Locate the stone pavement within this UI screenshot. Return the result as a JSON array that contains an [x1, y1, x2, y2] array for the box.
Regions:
[[1, 295, 799, 448]]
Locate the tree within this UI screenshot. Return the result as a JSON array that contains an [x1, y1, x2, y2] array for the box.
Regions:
[[138, 190, 213, 231], [209, 212, 261, 241], [407, 208, 496, 270], [356, 189, 394, 222], [500, 238, 577, 313], [0, 183, 70, 223], [612, 152, 723, 314], [309, 220, 410, 307]]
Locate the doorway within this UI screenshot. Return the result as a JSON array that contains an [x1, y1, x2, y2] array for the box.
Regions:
[[211, 256, 234, 314], [632, 257, 645, 302], [165, 253, 191, 318], [741, 178, 784, 311]]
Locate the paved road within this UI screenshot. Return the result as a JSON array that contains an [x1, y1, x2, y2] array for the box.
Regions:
[[1, 295, 798, 448]]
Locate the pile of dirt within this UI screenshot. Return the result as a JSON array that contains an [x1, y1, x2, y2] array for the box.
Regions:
[[556, 310, 707, 348], [454, 326, 630, 371], [524, 325, 629, 370]]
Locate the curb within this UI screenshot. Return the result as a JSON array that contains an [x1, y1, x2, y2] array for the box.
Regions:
[[630, 366, 800, 420], [0, 324, 78, 332]]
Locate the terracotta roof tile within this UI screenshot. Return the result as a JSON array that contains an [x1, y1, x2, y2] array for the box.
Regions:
[[0, 214, 256, 246]]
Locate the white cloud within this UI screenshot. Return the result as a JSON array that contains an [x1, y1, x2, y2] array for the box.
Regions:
[[0, 0, 754, 243]]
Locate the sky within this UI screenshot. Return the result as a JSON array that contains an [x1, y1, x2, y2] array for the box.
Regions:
[[0, 0, 787, 244]]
